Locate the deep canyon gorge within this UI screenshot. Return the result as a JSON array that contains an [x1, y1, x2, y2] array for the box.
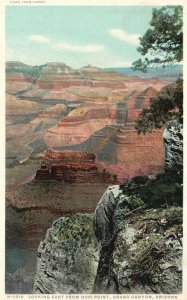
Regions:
[[5, 61, 182, 293]]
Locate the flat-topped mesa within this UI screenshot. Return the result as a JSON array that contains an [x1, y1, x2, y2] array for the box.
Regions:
[[34, 149, 117, 184], [79, 65, 101, 73]]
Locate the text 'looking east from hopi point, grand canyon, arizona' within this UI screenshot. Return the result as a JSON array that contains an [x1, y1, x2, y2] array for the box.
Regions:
[[5, 5, 183, 295]]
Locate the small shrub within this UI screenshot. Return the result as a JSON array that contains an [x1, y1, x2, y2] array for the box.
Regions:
[[120, 167, 182, 208]]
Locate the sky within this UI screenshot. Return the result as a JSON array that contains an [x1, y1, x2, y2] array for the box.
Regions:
[[5, 6, 160, 68]]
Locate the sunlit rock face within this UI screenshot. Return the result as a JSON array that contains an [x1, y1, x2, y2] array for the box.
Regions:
[[163, 118, 183, 172], [44, 102, 118, 147]]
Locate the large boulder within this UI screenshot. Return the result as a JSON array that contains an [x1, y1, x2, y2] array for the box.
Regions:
[[93, 185, 122, 245], [33, 214, 99, 294]]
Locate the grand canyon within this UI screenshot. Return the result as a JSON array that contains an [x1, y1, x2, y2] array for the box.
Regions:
[[5, 61, 182, 293]]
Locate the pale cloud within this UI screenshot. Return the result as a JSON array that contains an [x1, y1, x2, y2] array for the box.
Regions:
[[29, 35, 50, 43], [109, 29, 140, 45], [55, 42, 104, 53]]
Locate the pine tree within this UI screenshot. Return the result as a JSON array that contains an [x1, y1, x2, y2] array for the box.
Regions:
[[132, 6, 183, 133]]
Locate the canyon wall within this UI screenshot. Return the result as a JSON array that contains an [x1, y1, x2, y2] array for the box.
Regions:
[[44, 103, 118, 147], [6, 61, 169, 184]]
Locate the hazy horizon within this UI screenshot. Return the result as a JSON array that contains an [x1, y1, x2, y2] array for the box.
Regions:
[[6, 59, 183, 71]]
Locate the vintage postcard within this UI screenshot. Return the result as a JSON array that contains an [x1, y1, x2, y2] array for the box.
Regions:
[[0, 0, 186, 299]]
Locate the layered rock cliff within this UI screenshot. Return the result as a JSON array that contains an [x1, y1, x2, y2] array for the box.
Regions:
[[6, 61, 167, 103], [34, 149, 117, 184], [44, 102, 117, 147]]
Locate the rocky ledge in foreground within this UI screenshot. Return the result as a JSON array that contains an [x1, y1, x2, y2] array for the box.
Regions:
[[93, 185, 182, 294], [33, 185, 182, 294], [33, 214, 99, 294]]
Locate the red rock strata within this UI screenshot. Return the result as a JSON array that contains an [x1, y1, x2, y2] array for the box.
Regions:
[[45, 103, 117, 147], [126, 87, 159, 122], [35, 79, 126, 90], [46, 149, 95, 163], [47, 86, 160, 147], [6, 62, 170, 185], [33, 63, 127, 92], [127, 87, 158, 109], [35, 150, 117, 184], [110, 123, 164, 180], [124, 77, 167, 93], [6, 73, 32, 94], [114, 124, 164, 163]]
